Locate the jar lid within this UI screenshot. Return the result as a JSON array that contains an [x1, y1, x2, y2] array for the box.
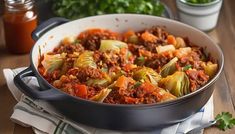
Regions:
[[5, 0, 35, 11]]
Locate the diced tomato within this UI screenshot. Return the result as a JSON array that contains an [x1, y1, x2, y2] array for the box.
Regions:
[[78, 28, 119, 39], [141, 82, 155, 93], [115, 75, 129, 89], [139, 49, 152, 57], [123, 64, 137, 72], [141, 31, 158, 42], [74, 84, 88, 98], [124, 30, 135, 38], [120, 47, 128, 55], [124, 97, 137, 104], [167, 35, 177, 45], [123, 30, 136, 41]]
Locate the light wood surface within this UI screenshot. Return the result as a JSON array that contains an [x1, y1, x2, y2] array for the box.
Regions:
[[0, 0, 235, 133]]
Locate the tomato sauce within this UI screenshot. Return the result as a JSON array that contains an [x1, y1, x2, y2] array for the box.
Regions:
[[3, 1, 37, 54]]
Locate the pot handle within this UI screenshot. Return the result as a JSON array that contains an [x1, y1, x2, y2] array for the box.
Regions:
[[14, 67, 66, 100], [32, 17, 69, 41]]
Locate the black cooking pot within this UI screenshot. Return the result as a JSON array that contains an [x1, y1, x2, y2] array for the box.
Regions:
[[14, 14, 224, 131]]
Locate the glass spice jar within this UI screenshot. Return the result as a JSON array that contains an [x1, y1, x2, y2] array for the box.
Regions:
[[3, 0, 38, 54]]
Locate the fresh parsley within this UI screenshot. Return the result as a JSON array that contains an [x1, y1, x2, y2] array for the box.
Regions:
[[183, 64, 192, 71], [73, 39, 81, 46], [51, 0, 165, 19], [215, 112, 235, 131], [135, 56, 145, 66], [133, 81, 142, 89]]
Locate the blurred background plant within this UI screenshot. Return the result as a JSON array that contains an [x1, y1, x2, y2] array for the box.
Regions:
[[50, 0, 165, 20], [1, 0, 168, 23]]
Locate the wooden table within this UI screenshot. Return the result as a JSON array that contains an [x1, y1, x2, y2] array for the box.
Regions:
[[0, 0, 234, 133]]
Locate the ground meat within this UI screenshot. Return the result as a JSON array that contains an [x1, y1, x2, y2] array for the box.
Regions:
[[67, 67, 104, 82], [128, 43, 145, 56], [93, 50, 127, 69], [104, 82, 159, 104], [147, 26, 169, 41], [53, 43, 84, 54], [104, 89, 125, 104], [179, 48, 204, 70], [78, 29, 120, 51], [145, 54, 169, 70], [186, 69, 209, 92], [137, 27, 169, 52], [143, 94, 158, 104], [87, 86, 102, 98]]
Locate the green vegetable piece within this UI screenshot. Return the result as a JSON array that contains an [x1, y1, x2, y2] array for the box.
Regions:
[[86, 74, 111, 87], [73, 39, 81, 45], [160, 57, 178, 77], [135, 56, 145, 66], [110, 70, 127, 82], [128, 35, 139, 44], [215, 112, 235, 131], [158, 88, 177, 102], [99, 40, 127, 52], [126, 50, 133, 59], [183, 64, 192, 71], [101, 67, 108, 73], [133, 81, 142, 89], [74, 51, 97, 68], [41, 53, 66, 73], [133, 67, 161, 85], [86, 79, 110, 87], [159, 71, 190, 97], [90, 88, 112, 102], [203, 62, 218, 78]]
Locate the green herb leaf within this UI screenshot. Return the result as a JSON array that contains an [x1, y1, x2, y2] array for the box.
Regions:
[[73, 39, 81, 45], [183, 65, 192, 71], [135, 56, 145, 66], [215, 112, 235, 131], [51, 0, 165, 20], [133, 81, 142, 88]]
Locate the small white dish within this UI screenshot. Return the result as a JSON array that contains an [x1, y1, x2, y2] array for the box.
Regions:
[[176, 0, 223, 31]]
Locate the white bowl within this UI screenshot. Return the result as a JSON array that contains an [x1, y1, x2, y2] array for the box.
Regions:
[[176, 0, 222, 31]]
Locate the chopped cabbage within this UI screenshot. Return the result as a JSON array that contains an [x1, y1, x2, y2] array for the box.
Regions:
[[90, 88, 112, 102], [99, 40, 127, 52], [41, 53, 66, 73], [74, 51, 97, 68], [133, 67, 161, 85], [159, 71, 190, 97], [160, 57, 178, 77]]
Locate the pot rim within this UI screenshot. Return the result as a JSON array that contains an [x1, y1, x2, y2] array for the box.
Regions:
[[179, 0, 221, 7], [30, 14, 224, 109]]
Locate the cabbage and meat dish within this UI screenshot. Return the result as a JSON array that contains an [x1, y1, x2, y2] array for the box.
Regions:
[[38, 27, 218, 104]]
